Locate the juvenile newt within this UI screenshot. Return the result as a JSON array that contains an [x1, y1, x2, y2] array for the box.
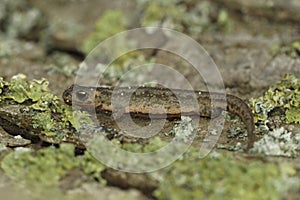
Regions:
[[63, 84, 256, 149]]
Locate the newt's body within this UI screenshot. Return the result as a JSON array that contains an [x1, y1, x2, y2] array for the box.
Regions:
[[63, 84, 256, 149]]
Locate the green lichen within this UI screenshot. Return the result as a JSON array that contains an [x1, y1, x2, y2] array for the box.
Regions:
[[32, 112, 57, 136], [140, 0, 186, 29], [271, 41, 300, 58], [286, 107, 300, 123], [1, 143, 105, 196], [62, 108, 94, 131], [3, 74, 55, 105], [2, 144, 76, 187], [250, 74, 300, 124], [217, 9, 232, 34], [153, 149, 298, 200], [1, 130, 299, 199], [138, 0, 232, 37], [81, 148, 107, 182], [291, 41, 300, 52], [82, 9, 128, 54], [0, 74, 93, 138], [121, 136, 167, 153]]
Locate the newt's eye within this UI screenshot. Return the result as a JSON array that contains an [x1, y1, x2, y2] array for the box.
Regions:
[[76, 90, 89, 101]]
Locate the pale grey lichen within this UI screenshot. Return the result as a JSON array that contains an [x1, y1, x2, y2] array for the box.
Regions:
[[170, 116, 197, 143], [0, 0, 46, 39], [250, 127, 300, 157], [217, 142, 243, 152], [0, 38, 22, 58], [0, 143, 7, 152], [45, 52, 78, 77]]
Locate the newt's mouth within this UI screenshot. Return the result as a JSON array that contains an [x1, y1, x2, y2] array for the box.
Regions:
[[62, 84, 74, 105], [63, 97, 72, 104]]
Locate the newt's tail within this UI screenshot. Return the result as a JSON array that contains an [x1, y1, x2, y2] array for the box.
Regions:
[[227, 94, 256, 150]]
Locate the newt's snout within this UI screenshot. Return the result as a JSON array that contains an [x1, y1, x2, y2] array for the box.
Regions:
[[62, 84, 74, 105]]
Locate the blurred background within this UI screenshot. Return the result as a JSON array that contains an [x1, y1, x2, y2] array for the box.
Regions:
[[0, 0, 299, 98]]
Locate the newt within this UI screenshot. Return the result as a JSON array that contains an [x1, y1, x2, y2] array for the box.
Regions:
[[63, 84, 256, 149]]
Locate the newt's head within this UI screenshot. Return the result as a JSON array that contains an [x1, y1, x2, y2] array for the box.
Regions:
[[63, 84, 96, 109]]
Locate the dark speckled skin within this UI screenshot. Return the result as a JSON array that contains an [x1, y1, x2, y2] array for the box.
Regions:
[[63, 84, 256, 149]]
